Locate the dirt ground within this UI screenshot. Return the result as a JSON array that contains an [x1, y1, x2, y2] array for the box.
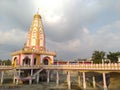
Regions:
[[108, 72, 120, 90]]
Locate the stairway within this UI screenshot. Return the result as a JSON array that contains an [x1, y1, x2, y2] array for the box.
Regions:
[[33, 68, 43, 77]]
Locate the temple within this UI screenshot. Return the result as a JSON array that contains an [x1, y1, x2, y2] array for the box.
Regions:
[[0, 11, 118, 90], [11, 13, 56, 67]]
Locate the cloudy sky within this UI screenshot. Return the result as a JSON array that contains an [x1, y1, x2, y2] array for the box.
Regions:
[[0, 0, 120, 60]]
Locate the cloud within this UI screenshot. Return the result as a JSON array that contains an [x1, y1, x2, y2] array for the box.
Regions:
[[0, 29, 26, 45], [94, 20, 120, 50], [0, 0, 35, 31], [0, 0, 120, 60], [0, 28, 26, 59]]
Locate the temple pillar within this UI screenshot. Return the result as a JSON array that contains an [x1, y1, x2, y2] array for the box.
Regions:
[[93, 76, 96, 88], [103, 72, 107, 90], [47, 70, 50, 83], [83, 72, 86, 89], [29, 69, 33, 85], [37, 74, 39, 84], [16, 69, 21, 85], [78, 72, 81, 87], [13, 69, 16, 84], [56, 70, 59, 86], [1, 71, 4, 84], [67, 71, 71, 90]]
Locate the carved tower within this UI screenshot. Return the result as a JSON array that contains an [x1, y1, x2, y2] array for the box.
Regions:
[[11, 13, 56, 67], [25, 13, 45, 51]]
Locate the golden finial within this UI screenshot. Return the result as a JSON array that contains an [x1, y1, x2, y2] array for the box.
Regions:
[[34, 8, 41, 18]]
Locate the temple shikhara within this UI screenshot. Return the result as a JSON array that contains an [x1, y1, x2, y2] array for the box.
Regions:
[[11, 13, 56, 67]]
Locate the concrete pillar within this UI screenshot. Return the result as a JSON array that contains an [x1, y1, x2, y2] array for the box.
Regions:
[[56, 70, 59, 86], [83, 72, 86, 89], [18, 69, 21, 76], [93, 76, 96, 88], [67, 71, 71, 90], [16, 79, 19, 85], [1, 71, 4, 84], [13, 69, 16, 84], [47, 70, 50, 83], [29, 69, 33, 85], [78, 73, 81, 87], [16, 69, 21, 85], [103, 73, 107, 90], [37, 74, 39, 84]]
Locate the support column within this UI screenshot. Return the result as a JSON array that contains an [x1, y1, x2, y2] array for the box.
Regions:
[[16, 69, 21, 85], [67, 71, 71, 90], [56, 70, 59, 86], [103, 73, 107, 90], [93, 76, 96, 88], [1, 71, 4, 84], [83, 72, 86, 89], [29, 69, 33, 85], [37, 74, 39, 84], [13, 69, 16, 84], [16, 70, 19, 85], [18, 69, 21, 76], [78, 72, 81, 87], [47, 70, 50, 83]]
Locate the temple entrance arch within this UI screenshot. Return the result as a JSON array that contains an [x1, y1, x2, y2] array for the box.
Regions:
[[43, 59, 48, 65], [23, 56, 31, 66], [43, 57, 51, 65]]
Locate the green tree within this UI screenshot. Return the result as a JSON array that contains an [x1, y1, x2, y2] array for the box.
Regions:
[[2, 59, 11, 65], [92, 51, 105, 63], [107, 52, 120, 63]]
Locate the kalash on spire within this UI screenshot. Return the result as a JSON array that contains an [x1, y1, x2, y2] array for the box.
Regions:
[[11, 11, 56, 67]]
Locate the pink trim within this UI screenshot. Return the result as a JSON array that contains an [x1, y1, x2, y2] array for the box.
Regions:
[[32, 54, 34, 66]]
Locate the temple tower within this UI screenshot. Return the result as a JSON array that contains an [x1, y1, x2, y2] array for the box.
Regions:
[[26, 13, 45, 51], [11, 12, 56, 67]]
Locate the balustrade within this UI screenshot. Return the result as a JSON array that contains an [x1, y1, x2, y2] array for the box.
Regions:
[[0, 63, 120, 72], [42, 63, 120, 71]]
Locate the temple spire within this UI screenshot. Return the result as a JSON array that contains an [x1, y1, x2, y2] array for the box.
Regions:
[[25, 11, 45, 51]]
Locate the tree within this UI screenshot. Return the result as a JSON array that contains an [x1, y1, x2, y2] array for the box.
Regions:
[[107, 52, 120, 63], [92, 51, 105, 63], [2, 59, 11, 65]]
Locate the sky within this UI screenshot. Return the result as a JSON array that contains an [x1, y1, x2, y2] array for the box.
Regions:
[[0, 0, 120, 60]]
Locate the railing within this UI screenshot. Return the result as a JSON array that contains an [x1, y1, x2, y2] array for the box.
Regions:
[[0, 66, 13, 70], [0, 63, 120, 72], [42, 63, 120, 71]]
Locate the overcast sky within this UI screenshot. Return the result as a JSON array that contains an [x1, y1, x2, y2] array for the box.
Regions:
[[0, 0, 120, 60]]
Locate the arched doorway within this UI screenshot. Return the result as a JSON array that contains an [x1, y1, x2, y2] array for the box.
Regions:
[[23, 56, 31, 66], [43, 59, 48, 65], [43, 57, 51, 65]]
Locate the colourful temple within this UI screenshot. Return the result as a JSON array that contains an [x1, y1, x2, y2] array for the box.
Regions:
[[0, 11, 118, 90], [11, 13, 56, 67]]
